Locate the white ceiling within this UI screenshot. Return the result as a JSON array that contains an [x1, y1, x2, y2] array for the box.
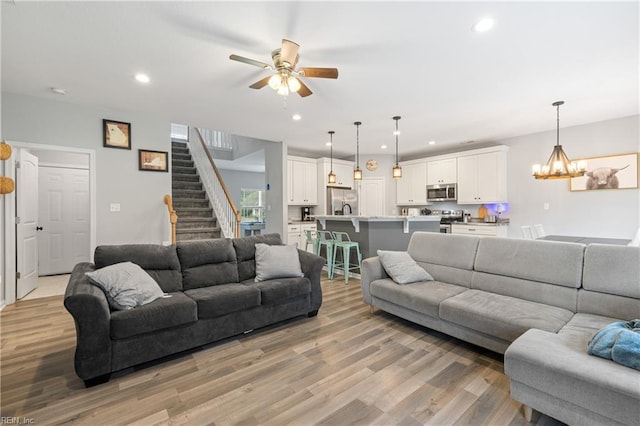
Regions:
[[2, 1, 638, 159]]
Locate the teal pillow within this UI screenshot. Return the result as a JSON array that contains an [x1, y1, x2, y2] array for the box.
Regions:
[[377, 250, 434, 284], [254, 243, 304, 282]]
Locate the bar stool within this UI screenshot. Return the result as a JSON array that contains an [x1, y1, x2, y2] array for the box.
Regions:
[[303, 229, 320, 255], [316, 230, 335, 278], [331, 231, 362, 283]]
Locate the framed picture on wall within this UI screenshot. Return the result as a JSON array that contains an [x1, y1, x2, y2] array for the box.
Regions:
[[103, 119, 131, 149], [138, 149, 168, 172], [569, 152, 639, 191]]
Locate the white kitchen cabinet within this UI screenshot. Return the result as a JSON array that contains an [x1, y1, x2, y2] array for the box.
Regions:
[[287, 156, 318, 205], [427, 158, 457, 185], [456, 149, 508, 204], [451, 223, 508, 237], [318, 158, 355, 188], [287, 223, 317, 252], [396, 161, 427, 205]]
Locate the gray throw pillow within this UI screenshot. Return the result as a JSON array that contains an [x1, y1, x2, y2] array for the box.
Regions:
[[377, 250, 434, 285], [86, 261, 165, 310], [254, 243, 304, 282]]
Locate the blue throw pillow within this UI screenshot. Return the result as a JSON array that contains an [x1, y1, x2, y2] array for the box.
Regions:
[[587, 319, 640, 371]]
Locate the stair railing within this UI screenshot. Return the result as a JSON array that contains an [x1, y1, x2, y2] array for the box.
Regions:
[[190, 128, 241, 238], [163, 194, 178, 244]]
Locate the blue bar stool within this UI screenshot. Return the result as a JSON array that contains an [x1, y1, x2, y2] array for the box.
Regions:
[[304, 229, 320, 255], [331, 231, 362, 283], [316, 230, 335, 278]]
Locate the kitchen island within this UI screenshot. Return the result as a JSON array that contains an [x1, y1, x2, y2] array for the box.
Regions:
[[315, 215, 440, 260]]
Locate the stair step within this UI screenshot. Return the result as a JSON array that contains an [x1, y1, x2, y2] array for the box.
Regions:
[[173, 189, 206, 199], [172, 141, 188, 148], [171, 148, 190, 156], [172, 152, 192, 161], [176, 218, 217, 229], [176, 228, 222, 241], [172, 159, 194, 168], [172, 174, 200, 183], [173, 166, 197, 175], [175, 207, 214, 218], [172, 181, 202, 191], [174, 200, 210, 209]]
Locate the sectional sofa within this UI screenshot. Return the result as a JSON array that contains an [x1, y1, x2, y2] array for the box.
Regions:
[[361, 231, 640, 426], [64, 234, 324, 387]]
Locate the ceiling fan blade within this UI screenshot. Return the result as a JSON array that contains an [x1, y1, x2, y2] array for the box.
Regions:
[[298, 67, 339, 79], [249, 76, 271, 89], [280, 39, 300, 66], [229, 54, 272, 69], [296, 79, 313, 97]]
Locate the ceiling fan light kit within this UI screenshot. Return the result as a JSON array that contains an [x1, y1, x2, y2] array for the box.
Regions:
[[532, 101, 587, 180], [230, 39, 338, 98], [392, 116, 403, 179]]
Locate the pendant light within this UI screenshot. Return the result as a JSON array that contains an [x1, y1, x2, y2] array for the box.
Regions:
[[392, 116, 402, 179], [328, 131, 336, 184], [532, 101, 587, 179], [353, 121, 363, 181]]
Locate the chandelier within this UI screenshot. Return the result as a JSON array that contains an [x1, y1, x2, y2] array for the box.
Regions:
[[532, 101, 586, 179]]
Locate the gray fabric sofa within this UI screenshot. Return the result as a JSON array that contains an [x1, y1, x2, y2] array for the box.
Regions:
[[64, 234, 324, 387], [361, 231, 640, 425]]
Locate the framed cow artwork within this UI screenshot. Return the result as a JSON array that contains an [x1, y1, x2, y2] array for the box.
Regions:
[[569, 152, 639, 191]]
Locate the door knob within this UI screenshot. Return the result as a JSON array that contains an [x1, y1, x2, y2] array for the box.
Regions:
[[36, 226, 43, 231]]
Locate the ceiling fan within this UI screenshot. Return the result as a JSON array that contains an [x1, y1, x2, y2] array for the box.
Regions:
[[229, 39, 338, 97]]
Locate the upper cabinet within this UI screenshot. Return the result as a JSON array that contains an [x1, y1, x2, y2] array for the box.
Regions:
[[287, 156, 318, 205], [396, 161, 427, 205], [319, 158, 354, 189], [427, 158, 457, 185], [457, 148, 508, 204]]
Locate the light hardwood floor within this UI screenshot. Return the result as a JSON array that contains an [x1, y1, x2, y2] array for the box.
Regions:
[[1, 274, 560, 425]]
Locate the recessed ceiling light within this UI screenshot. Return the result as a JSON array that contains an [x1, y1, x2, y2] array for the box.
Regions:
[[50, 87, 66, 95], [325, 142, 332, 146], [473, 17, 494, 33], [381, 145, 387, 149], [135, 73, 150, 84], [292, 114, 302, 121], [428, 140, 436, 145]]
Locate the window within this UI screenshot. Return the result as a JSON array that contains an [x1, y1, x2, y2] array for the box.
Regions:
[[171, 123, 189, 141], [240, 188, 265, 223]]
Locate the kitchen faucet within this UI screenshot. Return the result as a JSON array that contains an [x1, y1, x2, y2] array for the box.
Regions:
[[342, 202, 352, 215]]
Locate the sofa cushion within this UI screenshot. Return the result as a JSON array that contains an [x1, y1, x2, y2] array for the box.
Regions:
[[233, 233, 283, 282], [94, 244, 182, 292], [474, 237, 584, 289], [254, 243, 304, 281], [370, 279, 467, 318], [185, 284, 261, 318], [377, 250, 433, 284], [582, 244, 640, 298], [177, 239, 239, 290], [505, 328, 640, 426], [86, 261, 165, 310], [440, 289, 574, 342], [110, 292, 197, 339], [243, 277, 311, 305]]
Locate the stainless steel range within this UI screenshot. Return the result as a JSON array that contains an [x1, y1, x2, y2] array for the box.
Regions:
[[429, 210, 463, 233]]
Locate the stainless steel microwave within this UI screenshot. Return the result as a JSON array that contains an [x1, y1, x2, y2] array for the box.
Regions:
[[427, 184, 456, 202]]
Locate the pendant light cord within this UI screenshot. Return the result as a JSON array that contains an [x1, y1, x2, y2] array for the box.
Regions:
[[355, 122, 361, 168]]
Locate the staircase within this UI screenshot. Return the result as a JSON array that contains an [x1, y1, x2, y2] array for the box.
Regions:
[[171, 141, 221, 241]]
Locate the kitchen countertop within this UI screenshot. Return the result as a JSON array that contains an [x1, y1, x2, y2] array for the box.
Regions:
[[315, 215, 441, 233], [452, 219, 510, 227]]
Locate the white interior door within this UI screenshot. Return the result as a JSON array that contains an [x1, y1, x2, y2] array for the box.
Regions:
[[359, 177, 385, 216], [38, 166, 90, 275], [16, 150, 39, 299]]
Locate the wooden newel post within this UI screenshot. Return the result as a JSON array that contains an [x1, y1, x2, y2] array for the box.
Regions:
[[164, 194, 178, 244]]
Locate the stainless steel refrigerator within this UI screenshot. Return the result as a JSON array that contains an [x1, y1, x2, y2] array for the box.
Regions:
[[327, 187, 359, 215]]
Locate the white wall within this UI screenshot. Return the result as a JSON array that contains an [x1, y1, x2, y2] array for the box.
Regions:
[[2, 93, 172, 245], [218, 169, 266, 210], [500, 114, 640, 238]]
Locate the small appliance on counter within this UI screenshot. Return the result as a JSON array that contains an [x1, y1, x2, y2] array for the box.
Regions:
[[301, 206, 313, 221]]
